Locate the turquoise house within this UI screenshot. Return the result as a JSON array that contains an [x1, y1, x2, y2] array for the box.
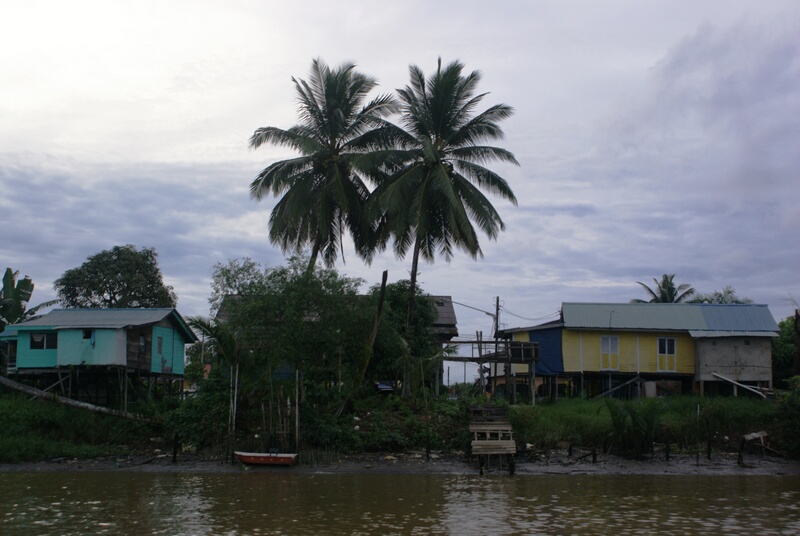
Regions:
[[1, 308, 197, 376]]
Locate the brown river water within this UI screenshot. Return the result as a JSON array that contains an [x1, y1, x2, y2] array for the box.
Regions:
[[1, 472, 799, 534]]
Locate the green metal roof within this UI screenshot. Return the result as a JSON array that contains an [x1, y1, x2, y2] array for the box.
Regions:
[[561, 303, 778, 335]]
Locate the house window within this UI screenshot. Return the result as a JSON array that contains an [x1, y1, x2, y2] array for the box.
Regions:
[[30, 332, 57, 350], [82, 329, 93, 339], [657, 337, 676, 372], [600, 336, 619, 370], [139, 333, 146, 353], [157, 336, 163, 355]]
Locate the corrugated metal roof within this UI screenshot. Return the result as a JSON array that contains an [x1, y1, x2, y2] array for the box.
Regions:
[[689, 330, 779, 338], [699, 305, 778, 332], [431, 296, 458, 338], [9, 308, 197, 341], [561, 303, 778, 334]]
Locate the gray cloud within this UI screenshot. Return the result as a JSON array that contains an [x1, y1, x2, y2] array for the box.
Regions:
[[2, 2, 798, 357]]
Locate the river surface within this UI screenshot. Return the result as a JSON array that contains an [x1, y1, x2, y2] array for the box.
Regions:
[[1, 472, 799, 535]]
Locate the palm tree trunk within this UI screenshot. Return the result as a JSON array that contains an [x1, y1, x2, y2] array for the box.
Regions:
[[406, 237, 421, 331], [306, 242, 320, 274], [403, 238, 422, 398]]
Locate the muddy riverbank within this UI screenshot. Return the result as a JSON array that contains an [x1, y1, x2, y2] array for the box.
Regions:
[[2, 448, 798, 476]]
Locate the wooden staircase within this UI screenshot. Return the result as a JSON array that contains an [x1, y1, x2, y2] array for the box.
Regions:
[[469, 406, 516, 474]]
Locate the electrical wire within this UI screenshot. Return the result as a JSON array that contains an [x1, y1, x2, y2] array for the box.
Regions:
[[450, 299, 496, 317], [499, 306, 560, 322]]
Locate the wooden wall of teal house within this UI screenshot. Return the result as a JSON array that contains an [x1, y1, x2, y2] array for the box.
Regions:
[[56, 329, 125, 367], [150, 325, 186, 375], [519, 325, 564, 375], [14, 329, 57, 368]]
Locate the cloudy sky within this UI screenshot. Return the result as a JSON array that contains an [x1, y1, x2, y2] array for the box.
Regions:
[[2, 1, 798, 379]]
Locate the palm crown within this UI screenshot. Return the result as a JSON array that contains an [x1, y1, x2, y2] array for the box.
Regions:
[[367, 59, 518, 325], [249, 58, 398, 270], [632, 274, 696, 303], [370, 59, 518, 264]]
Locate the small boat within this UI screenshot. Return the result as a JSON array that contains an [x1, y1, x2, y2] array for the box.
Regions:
[[234, 451, 298, 466]]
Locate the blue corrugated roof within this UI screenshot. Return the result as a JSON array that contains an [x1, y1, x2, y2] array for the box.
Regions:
[[561, 303, 778, 334]]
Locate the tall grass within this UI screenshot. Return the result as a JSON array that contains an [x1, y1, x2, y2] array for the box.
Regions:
[[509, 399, 610, 449], [0, 394, 162, 462], [602, 399, 662, 458], [509, 396, 781, 458]]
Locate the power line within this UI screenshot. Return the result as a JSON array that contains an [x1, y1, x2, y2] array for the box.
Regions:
[[499, 306, 560, 322], [451, 299, 496, 318]]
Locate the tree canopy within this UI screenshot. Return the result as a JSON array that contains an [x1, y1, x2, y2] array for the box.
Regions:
[[772, 313, 800, 387], [249, 58, 398, 272], [690, 285, 753, 304], [208, 257, 267, 316], [54, 245, 177, 308], [631, 274, 695, 303]]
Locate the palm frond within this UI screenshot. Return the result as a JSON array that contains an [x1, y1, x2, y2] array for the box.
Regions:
[[453, 159, 518, 204]]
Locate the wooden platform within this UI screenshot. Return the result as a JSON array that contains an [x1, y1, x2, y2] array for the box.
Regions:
[[469, 406, 517, 474], [469, 423, 516, 455]]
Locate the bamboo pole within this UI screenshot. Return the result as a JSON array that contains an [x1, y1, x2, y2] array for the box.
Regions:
[[0, 375, 160, 425]]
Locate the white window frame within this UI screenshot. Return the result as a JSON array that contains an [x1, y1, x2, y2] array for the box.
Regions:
[[30, 332, 57, 350], [600, 335, 619, 370], [657, 337, 677, 372]]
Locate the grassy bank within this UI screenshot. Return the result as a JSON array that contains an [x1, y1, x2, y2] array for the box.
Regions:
[[0, 394, 164, 462], [509, 395, 791, 458], [2, 384, 798, 463]]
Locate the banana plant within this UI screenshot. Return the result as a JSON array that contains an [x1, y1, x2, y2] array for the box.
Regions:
[[0, 268, 58, 330]]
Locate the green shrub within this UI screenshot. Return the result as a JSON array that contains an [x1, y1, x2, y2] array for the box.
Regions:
[[774, 376, 800, 457], [166, 377, 229, 451], [0, 394, 157, 462]]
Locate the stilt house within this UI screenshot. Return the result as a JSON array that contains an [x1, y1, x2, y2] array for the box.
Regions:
[[1, 308, 196, 376]]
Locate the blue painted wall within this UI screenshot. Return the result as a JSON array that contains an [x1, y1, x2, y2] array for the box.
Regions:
[[15, 329, 57, 368], [57, 329, 125, 366], [151, 325, 186, 375], [527, 326, 564, 375]]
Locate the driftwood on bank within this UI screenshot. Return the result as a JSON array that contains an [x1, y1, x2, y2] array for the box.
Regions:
[[0, 375, 162, 425]]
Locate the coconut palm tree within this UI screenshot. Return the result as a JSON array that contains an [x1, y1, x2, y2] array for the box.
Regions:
[[249, 58, 398, 272], [368, 59, 518, 326], [631, 274, 695, 303]]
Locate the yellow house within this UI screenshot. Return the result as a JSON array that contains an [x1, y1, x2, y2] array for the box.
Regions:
[[499, 303, 778, 399]]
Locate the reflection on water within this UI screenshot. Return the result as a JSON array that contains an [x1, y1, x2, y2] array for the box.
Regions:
[[1, 471, 798, 535]]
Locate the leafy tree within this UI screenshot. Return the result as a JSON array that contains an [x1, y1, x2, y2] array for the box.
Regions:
[[249, 58, 398, 272], [368, 280, 437, 398], [690, 285, 753, 304], [183, 341, 209, 386], [208, 257, 268, 315], [631, 274, 695, 303], [368, 58, 518, 327], [209, 257, 371, 399], [54, 245, 177, 308], [190, 257, 443, 450], [772, 314, 799, 388], [0, 268, 57, 330]]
